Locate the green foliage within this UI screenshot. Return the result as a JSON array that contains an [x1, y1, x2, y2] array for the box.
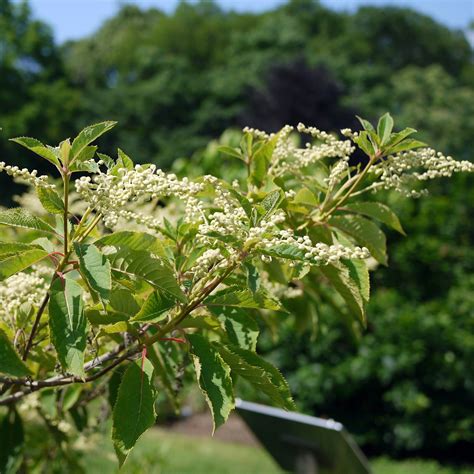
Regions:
[[0, 0, 472, 463], [74, 242, 112, 302], [188, 334, 235, 431], [0, 409, 24, 474], [270, 282, 474, 459], [0, 247, 48, 281], [48, 277, 87, 376], [0, 331, 30, 377], [0, 208, 56, 234], [112, 360, 156, 466]]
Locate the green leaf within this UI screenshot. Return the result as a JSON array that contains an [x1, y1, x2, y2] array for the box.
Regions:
[[262, 243, 306, 261], [108, 249, 186, 302], [48, 278, 87, 376], [377, 113, 394, 145], [10, 136, 60, 167], [0, 409, 24, 474], [293, 187, 318, 207], [131, 290, 176, 322], [109, 289, 140, 317], [209, 306, 259, 351], [0, 208, 56, 234], [95, 231, 171, 259], [0, 241, 42, 257], [70, 121, 117, 162], [345, 259, 370, 304], [244, 261, 260, 294], [112, 360, 156, 467], [0, 330, 30, 377], [205, 287, 280, 310], [319, 261, 367, 326], [387, 139, 427, 154], [188, 334, 235, 432], [356, 115, 375, 133], [329, 215, 387, 265], [385, 127, 417, 149], [117, 148, 134, 168], [344, 202, 405, 235], [216, 343, 295, 410], [0, 249, 48, 281], [36, 187, 64, 214], [217, 146, 243, 160], [260, 189, 284, 219], [74, 243, 112, 302], [97, 152, 115, 168], [250, 135, 278, 187], [108, 366, 126, 409], [354, 131, 376, 157]]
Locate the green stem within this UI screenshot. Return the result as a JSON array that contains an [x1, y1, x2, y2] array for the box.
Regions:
[[63, 172, 70, 256]]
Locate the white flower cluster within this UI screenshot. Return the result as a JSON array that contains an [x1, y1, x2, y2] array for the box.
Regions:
[[0, 266, 50, 325], [189, 249, 228, 279], [258, 230, 370, 266], [75, 164, 205, 228], [268, 123, 354, 177], [326, 158, 350, 189], [0, 162, 54, 189], [197, 177, 250, 241], [369, 148, 474, 197]]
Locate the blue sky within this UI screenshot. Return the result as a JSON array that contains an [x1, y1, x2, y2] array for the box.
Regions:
[[17, 0, 474, 43]]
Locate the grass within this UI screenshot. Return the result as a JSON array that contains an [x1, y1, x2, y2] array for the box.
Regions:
[[83, 428, 473, 474]]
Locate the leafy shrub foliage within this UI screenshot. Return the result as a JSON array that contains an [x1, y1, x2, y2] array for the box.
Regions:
[[0, 115, 472, 470], [267, 280, 474, 460]]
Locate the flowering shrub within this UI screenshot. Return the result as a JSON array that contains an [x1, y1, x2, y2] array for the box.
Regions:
[[0, 115, 472, 469]]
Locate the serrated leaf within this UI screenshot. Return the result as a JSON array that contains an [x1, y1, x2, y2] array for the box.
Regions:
[[74, 243, 111, 302], [260, 189, 284, 218], [319, 261, 367, 326], [329, 214, 387, 265], [70, 121, 117, 162], [377, 113, 394, 145], [0, 330, 30, 377], [131, 290, 175, 322], [95, 231, 170, 259], [0, 248, 48, 281], [37, 187, 64, 214], [0, 208, 56, 234], [10, 136, 60, 167], [108, 249, 186, 302], [0, 409, 24, 474], [209, 306, 259, 351], [216, 343, 295, 410], [345, 259, 370, 304], [344, 202, 405, 235], [205, 287, 280, 310], [0, 241, 41, 256], [48, 278, 87, 376], [112, 360, 156, 467], [188, 334, 235, 432], [262, 243, 306, 261]]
